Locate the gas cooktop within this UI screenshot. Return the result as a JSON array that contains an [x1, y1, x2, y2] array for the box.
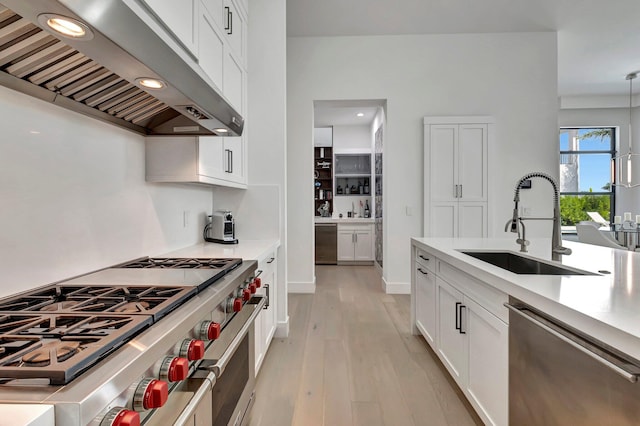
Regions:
[[0, 256, 244, 385]]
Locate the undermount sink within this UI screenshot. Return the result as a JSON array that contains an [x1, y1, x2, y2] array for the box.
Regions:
[[459, 251, 595, 275]]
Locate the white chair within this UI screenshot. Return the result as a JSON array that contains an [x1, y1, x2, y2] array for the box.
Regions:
[[586, 212, 610, 227], [576, 222, 625, 249]]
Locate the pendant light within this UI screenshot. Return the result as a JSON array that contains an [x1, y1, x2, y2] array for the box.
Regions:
[[614, 72, 640, 188]]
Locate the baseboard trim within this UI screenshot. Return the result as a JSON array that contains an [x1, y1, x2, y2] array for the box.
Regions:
[[288, 279, 316, 294], [275, 316, 289, 338], [382, 277, 410, 294]]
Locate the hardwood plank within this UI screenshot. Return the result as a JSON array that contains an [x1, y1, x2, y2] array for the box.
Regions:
[[323, 340, 353, 425], [352, 401, 384, 426]]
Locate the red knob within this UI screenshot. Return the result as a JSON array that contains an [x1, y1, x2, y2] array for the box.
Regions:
[[165, 357, 189, 382], [180, 339, 205, 360], [242, 288, 251, 301], [254, 277, 262, 288], [142, 379, 168, 409], [100, 408, 140, 426], [233, 297, 243, 312], [188, 340, 205, 360], [206, 322, 221, 340]]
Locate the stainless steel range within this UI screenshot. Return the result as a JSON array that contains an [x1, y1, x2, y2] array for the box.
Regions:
[[0, 257, 263, 426]]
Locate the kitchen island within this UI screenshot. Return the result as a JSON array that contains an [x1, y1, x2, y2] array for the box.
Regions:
[[412, 237, 640, 358], [411, 237, 640, 426]]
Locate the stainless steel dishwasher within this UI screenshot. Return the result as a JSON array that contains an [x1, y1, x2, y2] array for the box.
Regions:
[[315, 223, 337, 264], [506, 297, 640, 425]]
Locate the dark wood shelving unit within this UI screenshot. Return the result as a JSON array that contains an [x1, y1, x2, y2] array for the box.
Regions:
[[314, 146, 333, 216]]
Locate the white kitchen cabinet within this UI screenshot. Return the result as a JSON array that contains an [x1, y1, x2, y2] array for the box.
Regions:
[[465, 296, 508, 426], [436, 278, 467, 384], [424, 117, 493, 238], [337, 223, 373, 262], [415, 250, 436, 346], [142, 0, 199, 56], [411, 242, 508, 426], [255, 250, 277, 374], [198, 4, 225, 91], [145, 136, 246, 188], [223, 0, 247, 66]]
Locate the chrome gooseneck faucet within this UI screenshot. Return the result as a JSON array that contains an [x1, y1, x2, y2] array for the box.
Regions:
[[504, 172, 572, 261]]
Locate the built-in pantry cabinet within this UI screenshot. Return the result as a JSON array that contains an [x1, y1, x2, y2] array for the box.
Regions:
[[412, 244, 508, 426], [141, 0, 248, 188], [424, 116, 493, 238]]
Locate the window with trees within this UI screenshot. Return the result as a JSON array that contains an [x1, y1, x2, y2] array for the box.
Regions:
[[559, 128, 615, 228]]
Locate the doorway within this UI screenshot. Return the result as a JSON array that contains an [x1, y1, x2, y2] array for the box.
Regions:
[[312, 100, 386, 275]]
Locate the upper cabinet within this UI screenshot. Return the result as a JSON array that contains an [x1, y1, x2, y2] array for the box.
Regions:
[[142, 0, 248, 189], [140, 0, 247, 104], [314, 127, 333, 147], [146, 136, 247, 188], [142, 0, 199, 56]]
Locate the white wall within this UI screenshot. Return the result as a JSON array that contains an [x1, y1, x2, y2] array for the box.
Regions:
[[559, 107, 640, 217], [0, 85, 212, 297], [333, 125, 370, 151], [287, 32, 558, 291]]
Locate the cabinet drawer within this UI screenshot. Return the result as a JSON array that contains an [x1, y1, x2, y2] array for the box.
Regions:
[[415, 248, 435, 272], [438, 261, 508, 323]]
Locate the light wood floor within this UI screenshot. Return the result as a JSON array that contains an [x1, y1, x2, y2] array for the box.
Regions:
[[247, 265, 482, 426]]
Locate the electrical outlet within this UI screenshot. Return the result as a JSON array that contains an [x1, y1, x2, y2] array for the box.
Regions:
[[406, 206, 413, 216], [522, 207, 532, 217], [183, 210, 190, 228]]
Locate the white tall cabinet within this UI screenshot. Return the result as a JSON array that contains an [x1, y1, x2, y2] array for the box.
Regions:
[[424, 117, 493, 237]]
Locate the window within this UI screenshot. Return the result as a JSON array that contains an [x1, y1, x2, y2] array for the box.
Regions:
[[559, 128, 615, 228]]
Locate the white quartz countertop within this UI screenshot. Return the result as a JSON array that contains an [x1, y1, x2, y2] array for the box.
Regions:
[[159, 239, 280, 261], [315, 217, 374, 224], [412, 237, 640, 359], [0, 404, 54, 426]]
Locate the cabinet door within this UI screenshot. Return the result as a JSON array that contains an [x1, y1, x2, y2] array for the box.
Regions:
[[337, 230, 354, 261], [223, 48, 243, 112], [415, 266, 436, 347], [223, 136, 244, 183], [465, 297, 508, 426], [436, 278, 467, 386], [353, 229, 373, 261], [254, 306, 264, 373], [429, 125, 458, 202], [458, 124, 487, 202], [223, 0, 245, 64], [201, 0, 224, 29], [458, 202, 487, 238], [430, 202, 457, 238], [144, 0, 198, 55], [198, 6, 225, 91], [261, 256, 277, 353], [198, 136, 225, 178]]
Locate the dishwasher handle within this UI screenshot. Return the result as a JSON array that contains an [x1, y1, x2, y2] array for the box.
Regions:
[[504, 303, 639, 383]]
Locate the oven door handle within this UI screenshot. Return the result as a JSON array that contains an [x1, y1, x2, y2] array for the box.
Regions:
[[204, 296, 266, 377], [173, 371, 216, 426]]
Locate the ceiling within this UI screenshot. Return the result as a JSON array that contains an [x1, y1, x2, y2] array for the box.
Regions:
[[288, 0, 640, 99]]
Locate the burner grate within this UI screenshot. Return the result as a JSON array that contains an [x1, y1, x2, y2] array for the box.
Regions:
[[118, 257, 242, 270]]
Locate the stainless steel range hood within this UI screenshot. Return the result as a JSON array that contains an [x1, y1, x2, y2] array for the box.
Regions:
[[0, 0, 243, 136]]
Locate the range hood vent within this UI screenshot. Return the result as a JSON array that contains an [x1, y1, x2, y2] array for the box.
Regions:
[[0, 1, 243, 136]]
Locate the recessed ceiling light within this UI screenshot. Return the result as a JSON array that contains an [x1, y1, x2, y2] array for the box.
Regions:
[[38, 14, 93, 40], [357, 113, 364, 117], [136, 78, 165, 89], [214, 128, 229, 133]]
